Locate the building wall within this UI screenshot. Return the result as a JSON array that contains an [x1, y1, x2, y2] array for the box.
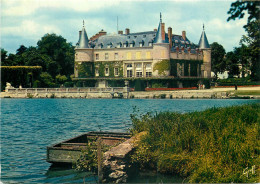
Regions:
[[74, 44, 211, 79]]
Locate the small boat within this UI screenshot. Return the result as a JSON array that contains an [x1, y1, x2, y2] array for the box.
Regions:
[[47, 131, 131, 164]]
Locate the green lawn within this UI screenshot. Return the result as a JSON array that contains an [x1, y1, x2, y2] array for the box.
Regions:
[[234, 90, 260, 96]]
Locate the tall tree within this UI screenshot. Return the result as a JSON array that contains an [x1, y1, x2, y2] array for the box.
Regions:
[[225, 51, 240, 78], [16, 45, 27, 55], [210, 42, 226, 79], [1, 48, 8, 65], [37, 33, 74, 78], [227, 0, 260, 80]]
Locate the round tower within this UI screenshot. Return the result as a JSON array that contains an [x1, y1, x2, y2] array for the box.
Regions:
[[198, 24, 211, 78]]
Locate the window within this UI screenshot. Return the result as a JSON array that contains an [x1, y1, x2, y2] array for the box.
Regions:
[[146, 72, 152, 77], [127, 52, 132, 60], [117, 43, 121, 48], [127, 70, 133, 77], [105, 67, 109, 76], [114, 68, 119, 76], [136, 52, 141, 59], [105, 53, 109, 60], [114, 53, 118, 60], [130, 43, 133, 47], [146, 51, 151, 59], [136, 72, 142, 77], [95, 53, 99, 60], [136, 63, 142, 77], [148, 42, 153, 47], [127, 64, 133, 77], [95, 68, 99, 76], [145, 63, 152, 77]]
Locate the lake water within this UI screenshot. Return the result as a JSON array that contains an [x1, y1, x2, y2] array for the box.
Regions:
[[1, 98, 259, 183]]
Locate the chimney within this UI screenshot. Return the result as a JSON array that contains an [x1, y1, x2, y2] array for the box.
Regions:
[[161, 23, 165, 41], [99, 29, 107, 36], [182, 31, 186, 41], [79, 31, 82, 38], [118, 30, 123, 34], [154, 28, 157, 32], [168, 27, 172, 49], [125, 28, 130, 35]]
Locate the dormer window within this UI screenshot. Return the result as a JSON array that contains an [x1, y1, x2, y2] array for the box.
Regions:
[[98, 43, 103, 49], [127, 36, 130, 39], [117, 42, 122, 48], [107, 42, 113, 48], [130, 41, 135, 48], [134, 36, 137, 39], [139, 41, 144, 47], [143, 35, 146, 38]]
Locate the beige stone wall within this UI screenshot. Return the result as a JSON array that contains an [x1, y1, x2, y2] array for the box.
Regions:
[[201, 49, 211, 78], [75, 49, 93, 62], [93, 47, 153, 62], [170, 52, 203, 60]]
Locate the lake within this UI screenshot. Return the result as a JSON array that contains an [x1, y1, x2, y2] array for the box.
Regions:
[[1, 98, 259, 183]]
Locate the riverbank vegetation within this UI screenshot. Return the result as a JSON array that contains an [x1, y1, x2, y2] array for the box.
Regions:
[[130, 104, 259, 183]]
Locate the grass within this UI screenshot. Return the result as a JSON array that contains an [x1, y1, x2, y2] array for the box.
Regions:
[[233, 90, 260, 96], [130, 103, 260, 183]]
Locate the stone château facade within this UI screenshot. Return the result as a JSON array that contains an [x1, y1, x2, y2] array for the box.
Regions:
[[73, 14, 211, 88]]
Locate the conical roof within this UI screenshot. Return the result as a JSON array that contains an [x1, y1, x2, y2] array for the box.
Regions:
[[154, 13, 165, 44], [78, 26, 89, 48], [198, 25, 210, 49]]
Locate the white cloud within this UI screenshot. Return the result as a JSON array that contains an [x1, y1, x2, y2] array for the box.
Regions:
[[2, 20, 61, 37], [2, 0, 120, 17]]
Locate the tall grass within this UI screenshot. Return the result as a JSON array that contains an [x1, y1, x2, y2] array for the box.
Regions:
[[130, 104, 260, 183]]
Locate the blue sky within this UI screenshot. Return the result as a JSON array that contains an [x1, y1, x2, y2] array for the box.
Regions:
[[1, 0, 248, 54]]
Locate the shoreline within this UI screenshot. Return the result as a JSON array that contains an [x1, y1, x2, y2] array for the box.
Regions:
[[1, 86, 260, 99]]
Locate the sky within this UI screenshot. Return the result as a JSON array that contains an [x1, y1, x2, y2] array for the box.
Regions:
[[1, 0, 248, 54]]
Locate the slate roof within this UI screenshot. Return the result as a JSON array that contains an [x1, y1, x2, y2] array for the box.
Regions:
[[198, 27, 210, 49], [77, 27, 89, 48], [154, 14, 165, 43], [76, 16, 201, 54]]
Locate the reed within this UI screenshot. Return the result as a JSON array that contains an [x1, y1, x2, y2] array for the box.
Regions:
[[130, 103, 260, 183]]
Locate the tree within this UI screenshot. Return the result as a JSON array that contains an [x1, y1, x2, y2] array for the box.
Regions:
[[225, 51, 240, 78], [210, 42, 226, 79], [16, 45, 27, 55], [40, 72, 55, 87], [227, 0, 260, 80], [1, 48, 8, 65], [37, 33, 74, 78]]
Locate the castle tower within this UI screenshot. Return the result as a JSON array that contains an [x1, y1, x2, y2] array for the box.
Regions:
[[153, 13, 170, 77], [198, 24, 211, 78], [74, 21, 93, 78]]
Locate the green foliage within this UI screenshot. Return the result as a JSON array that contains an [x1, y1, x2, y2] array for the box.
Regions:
[[217, 77, 260, 86], [77, 62, 94, 78], [131, 104, 260, 183], [134, 79, 145, 91], [56, 74, 67, 84], [227, 1, 260, 81], [153, 60, 170, 76], [1, 66, 42, 89], [75, 141, 98, 172], [170, 59, 203, 77], [1, 33, 75, 88], [40, 72, 55, 87], [210, 42, 226, 79], [95, 61, 123, 77]]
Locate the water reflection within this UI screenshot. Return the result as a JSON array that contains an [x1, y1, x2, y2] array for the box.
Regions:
[[45, 164, 97, 183]]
